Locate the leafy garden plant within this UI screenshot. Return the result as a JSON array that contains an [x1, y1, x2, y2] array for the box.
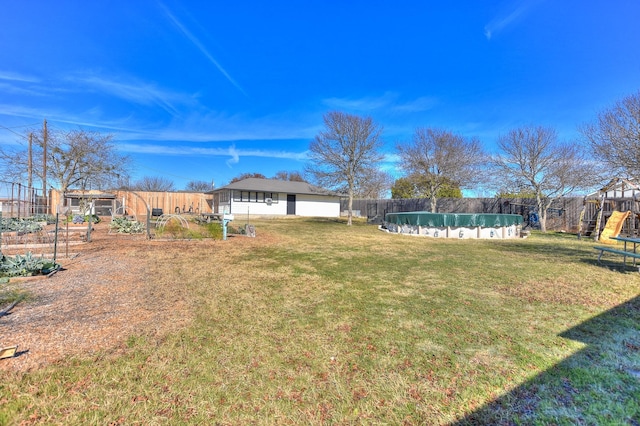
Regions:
[[109, 217, 145, 234], [0, 218, 44, 234], [68, 214, 101, 224], [0, 252, 58, 278]]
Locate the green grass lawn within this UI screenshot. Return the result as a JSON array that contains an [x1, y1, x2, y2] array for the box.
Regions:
[[2, 218, 639, 425]]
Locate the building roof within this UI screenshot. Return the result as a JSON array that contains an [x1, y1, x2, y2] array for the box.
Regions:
[[212, 178, 342, 197]]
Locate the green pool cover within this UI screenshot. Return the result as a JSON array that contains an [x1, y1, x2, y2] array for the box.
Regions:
[[385, 212, 523, 227]]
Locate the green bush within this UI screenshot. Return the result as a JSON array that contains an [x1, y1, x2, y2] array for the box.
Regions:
[[31, 214, 56, 224], [67, 214, 101, 224], [86, 214, 101, 224], [205, 222, 223, 239]]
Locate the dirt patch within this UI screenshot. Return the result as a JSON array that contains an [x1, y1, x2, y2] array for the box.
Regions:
[[0, 222, 194, 373]]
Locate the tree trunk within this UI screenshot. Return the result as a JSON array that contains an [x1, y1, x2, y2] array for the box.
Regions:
[[540, 209, 548, 232], [537, 196, 555, 233], [430, 197, 437, 213], [536, 195, 546, 232], [347, 191, 353, 226]]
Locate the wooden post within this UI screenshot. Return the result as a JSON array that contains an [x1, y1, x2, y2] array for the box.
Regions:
[[27, 133, 33, 189], [27, 133, 33, 215], [42, 119, 47, 206]]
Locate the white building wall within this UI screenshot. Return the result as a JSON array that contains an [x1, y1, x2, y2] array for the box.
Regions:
[[231, 197, 287, 216], [295, 194, 341, 217], [229, 193, 340, 217]]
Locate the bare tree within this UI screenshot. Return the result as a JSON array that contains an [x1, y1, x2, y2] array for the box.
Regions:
[[493, 126, 601, 232], [0, 127, 129, 195], [355, 168, 393, 199], [133, 176, 175, 192], [396, 128, 484, 212], [580, 90, 640, 178], [306, 111, 384, 225], [273, 170, 307, 182], [185, 180, 214, 192], [229, 172, 267, 183]]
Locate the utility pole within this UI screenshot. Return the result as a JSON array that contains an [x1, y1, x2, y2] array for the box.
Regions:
[[27, 133, 33, 189], [42, 119, 48, 211], [28, 132, 33, 215]]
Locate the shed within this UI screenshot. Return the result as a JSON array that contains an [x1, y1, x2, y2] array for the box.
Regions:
[[210, 178, 342, 217]]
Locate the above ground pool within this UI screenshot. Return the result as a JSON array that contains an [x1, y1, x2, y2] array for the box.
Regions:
[[383, 212, 524, 239]]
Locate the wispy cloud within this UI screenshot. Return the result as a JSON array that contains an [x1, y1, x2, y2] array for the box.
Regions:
[[392, 97, 438, 113], [323, 92, 437, 114], [119, 142, 307, 160], [226, 144, 240, 167], [323, 93, 395, 111], [73, 74, 193, 117], [0, 71, 46, 97], [118, 141, 308, 168], [0, 99, 318, 147], [0, 82, 47, 97], [484, 0, 543, 40], [160, 3, 247, 97], [0, 71, 41, 83]]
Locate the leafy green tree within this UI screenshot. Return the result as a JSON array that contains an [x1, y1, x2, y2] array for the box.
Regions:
[[391, 173, 462, 199]]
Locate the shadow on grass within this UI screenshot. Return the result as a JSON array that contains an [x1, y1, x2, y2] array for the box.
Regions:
[[489, 236, 640, 273], [452, 295, 640, 425]]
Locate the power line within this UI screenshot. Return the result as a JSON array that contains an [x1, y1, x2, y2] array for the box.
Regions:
[[0, 123, 38, 139]]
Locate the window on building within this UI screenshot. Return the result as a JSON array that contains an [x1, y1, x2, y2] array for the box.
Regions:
[[232, 191, 279, 203]]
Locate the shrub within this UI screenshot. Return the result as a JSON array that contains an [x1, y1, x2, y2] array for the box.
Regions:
[[86, 214, 101, 224], [205, 222, 223, 239], [30, 214, 56, 224]]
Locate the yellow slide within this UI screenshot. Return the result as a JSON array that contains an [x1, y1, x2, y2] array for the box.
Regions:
[[599, 210, 631, 244]]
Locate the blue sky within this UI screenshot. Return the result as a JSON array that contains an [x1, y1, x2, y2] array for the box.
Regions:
[[1, 1, 639, 190]]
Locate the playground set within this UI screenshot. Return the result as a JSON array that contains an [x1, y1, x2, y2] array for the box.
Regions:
[[580, 178, 640, 270], [578, 178, 640, 243]]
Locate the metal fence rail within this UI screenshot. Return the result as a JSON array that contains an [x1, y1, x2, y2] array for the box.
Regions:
[[0, 180, 49, 219]]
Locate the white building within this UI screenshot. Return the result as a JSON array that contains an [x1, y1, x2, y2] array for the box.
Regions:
[[210, 178, 342, 217]]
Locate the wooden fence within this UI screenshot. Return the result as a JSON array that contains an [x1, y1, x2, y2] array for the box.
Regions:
[[343, 197, 584, 232], [50, 190, 214, 218]]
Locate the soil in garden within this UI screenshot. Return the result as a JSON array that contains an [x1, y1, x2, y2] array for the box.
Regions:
[[0, 220, 210, 372]]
